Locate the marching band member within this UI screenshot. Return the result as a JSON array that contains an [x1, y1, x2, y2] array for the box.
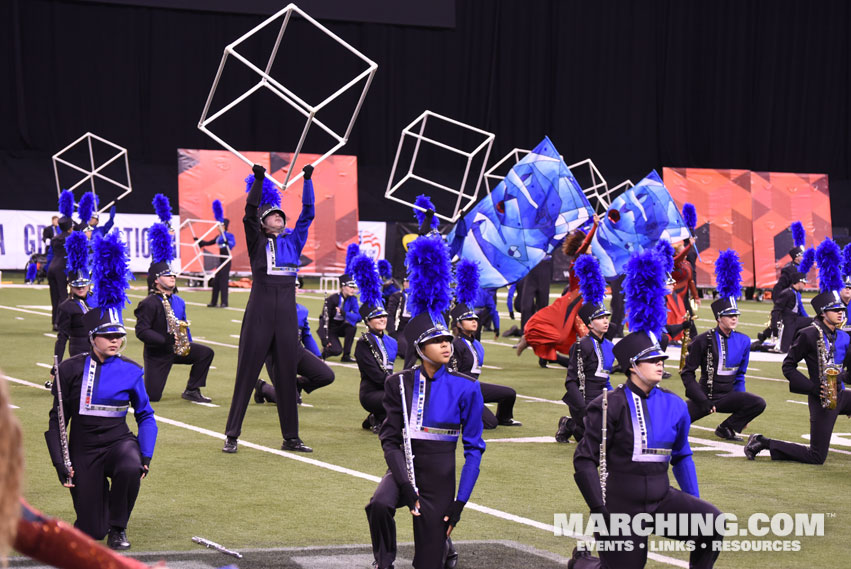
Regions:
[[571, 247, 723, 569], [47, 190, 76, 329], [378, 259, 400, 302], [366, 231, 485, 569], [197, 199, 235, 308], [771, 220, 806, 300], [681, 250, 765, 441], [386, 277, 411, 360], [45, 230, 158, 550], [54, 231, 93, 362], [746, 238, 851, 464], [318, 274, 360, 362]]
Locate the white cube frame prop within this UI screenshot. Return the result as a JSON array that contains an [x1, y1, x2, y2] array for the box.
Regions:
[[198, 3, 377, 190], [52, 132, 133, 212], [385, 111, 495, 223], [175, 219, 233, 286]]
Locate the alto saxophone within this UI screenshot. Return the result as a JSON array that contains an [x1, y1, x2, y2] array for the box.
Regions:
[[679, 298, 699, 372], [815, 324, 840, 409], [160, 293, 191, 356]]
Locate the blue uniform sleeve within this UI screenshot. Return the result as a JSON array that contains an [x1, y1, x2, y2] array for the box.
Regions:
[[302, 326, 321, 357], [734, 335, 749, 392], [507, 284, 516, 316], [291, 180, 315, 254], [457, 381, 486, 502], [671, 402, 698, 497], [130, 369, 158, 459], [344, 296, 360, 326], [102, 206, 116, 233], [226, 232, 236, 250]]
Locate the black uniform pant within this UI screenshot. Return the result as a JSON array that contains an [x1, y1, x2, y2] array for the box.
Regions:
[[687, 390, 766, 433], [226, 282, 300, 440], [360, 382, 386, 422], [768, 390, 851, 464], [260, 349, 335, 403], [320, 322, 357, 358], [209, 260, 231, 306], [520, 262, 551, 331], [366, 446, 455, 569], [143, 342, 214, 402], [69, 434, 142, 539], [480, 382, 517, 428], [47, 264, 67, 326], [780, 315, 812, 352], [605, 275, 626, 340]]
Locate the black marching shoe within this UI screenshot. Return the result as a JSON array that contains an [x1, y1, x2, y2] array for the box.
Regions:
[[220, 303, 228, 308], [182, 389, 212, 403], [662, 371, 672, 379], [282, 438, 313, 453], [744, 433, 768, 460], [715, 424, 742, 441], [555, 416, 574, 443], [341, 354, 354, 363], [107, 527, 130, 550], [567, 546, 595, 569], [222, 437, 238, 453], [362, 413, 376, 430], [498, 418, 523, 427], [254, 380, 266, 404], [445, 537, 458, 568], [206, 303, 216, 307]]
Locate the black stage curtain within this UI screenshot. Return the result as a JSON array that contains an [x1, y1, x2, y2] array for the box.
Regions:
[[2, 0, 850, 227]]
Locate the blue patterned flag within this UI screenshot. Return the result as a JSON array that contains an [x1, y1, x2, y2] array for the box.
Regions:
[[447, 136, 594, 288], [591, 170, 690, 278]]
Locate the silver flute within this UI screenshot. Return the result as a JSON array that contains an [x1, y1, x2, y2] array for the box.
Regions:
[[600, 388, 608, 505], [54, 355, 73, 486], [192, 536, 243, 559], [399, 375, 419, 513]]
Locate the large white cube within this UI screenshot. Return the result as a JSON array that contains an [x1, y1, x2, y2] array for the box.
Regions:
[[176, 218, 233, 286], [52, 132, 132, 211], [385, 111, 494, 223], [198, 3, 377, 189]]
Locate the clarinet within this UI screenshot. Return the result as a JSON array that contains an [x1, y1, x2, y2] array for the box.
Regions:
[[53, 355, 73, 486], [576, 342, 586, 397], [321, 293, 330, 350], [363, 333, 390, 376], [705, 335, 715, 399], [399, 374, 419, 513], [600, 388, 608, 505]]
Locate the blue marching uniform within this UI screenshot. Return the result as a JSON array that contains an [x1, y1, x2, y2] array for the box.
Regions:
[[54, 296, 92, 361], [681, 327, 766, 434], [573, 380, 723, 568], [225, 170, 314, 443], [198, 231, 236, 307], [452, 334, 519, 428], [319, 292, 360, 360], [563, 332, 614, 440], [366, 365, 485, 569], [45, 353, 157, 540], [356, 331, 398, 424]]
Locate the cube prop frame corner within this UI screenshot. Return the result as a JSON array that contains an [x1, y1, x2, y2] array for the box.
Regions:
[[52, 132, 133, 212], [384, 111, 495, 223], [175, 218, 233, 286], [198, 3, 378, 190]]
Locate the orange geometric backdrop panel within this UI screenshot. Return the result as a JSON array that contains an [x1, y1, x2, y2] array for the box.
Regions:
[[177, 149, 358, 275]]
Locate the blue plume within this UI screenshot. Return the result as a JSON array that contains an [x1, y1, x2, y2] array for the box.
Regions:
[[575, 254, 606, 306], [682, 203, 697, 231], [58, 190, 75, 218], [345, 243, 361, 273], [791, 221, 805, 248], [407, 234, 452, 319], [78, 192, 98, 224], [212, 199, 225, 223], [455, 259, 480, 307], [351, 254, 382, 309], [91, 229, 132, 311], [816, 238, 843, 293], [25, 262, 36, 282], [149, 222, 175, 263], [244, 174, 281, 208], [377, 259, 393, 279], [152, 194, 172, 223], [624, 249, 668, 338], [654, 239, 675, 274], [413, 194, 439, 229], [714, 249, 742, 299], [64, 231, 89, 278], [799, 248, 815, 274], [842, 244, 851, 279]]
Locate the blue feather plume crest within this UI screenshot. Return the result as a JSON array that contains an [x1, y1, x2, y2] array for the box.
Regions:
[[345, 243, 361, 273], [624, 249, 668, 339], [78, 192, 98, 224], [842, 244, 851, 279], [654, 240, 675, 274], [149, 222, 175, 263], [406, 234, 452, 320], [25, 262, 37, 282], [682, 203, 697, 231], [152, 194, 172, 223], [413, 195, 439, 229], [212, 200, 225, 223], [799, 248, 816, 274], [377, 259, 393, 279], [244, 174, 281, 208], [64, 231, 89, 278], [455, 259, 480, 307], [791, 221, 805, 248], [351, 254, 383, 309], [91, 229, 132, 311], [714, 250, 742, 299], [58, 190, 75, 218], [575, 255, 606, 306], [816, 238, 843, 293]]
